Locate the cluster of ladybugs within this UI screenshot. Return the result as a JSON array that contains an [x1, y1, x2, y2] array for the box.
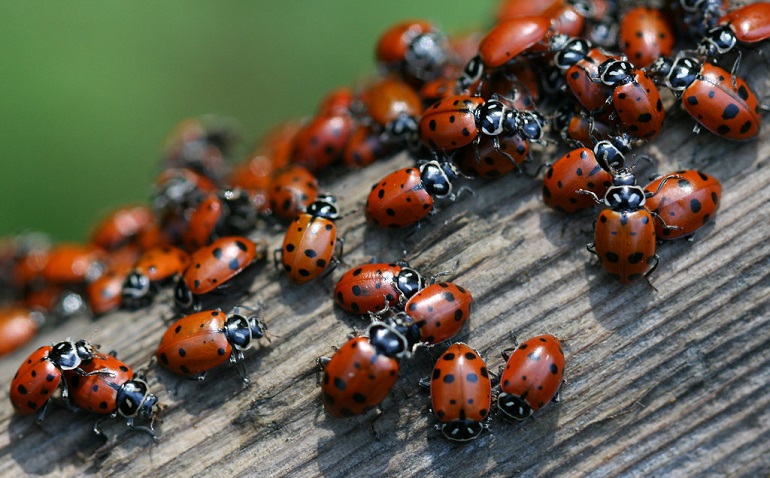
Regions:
[[2, 0, 766, 443]]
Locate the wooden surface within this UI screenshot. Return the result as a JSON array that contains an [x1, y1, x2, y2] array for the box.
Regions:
[[2, 68, 770, 477]]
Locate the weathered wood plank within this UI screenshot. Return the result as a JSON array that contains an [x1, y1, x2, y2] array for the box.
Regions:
[[1, 55, 770, 478]]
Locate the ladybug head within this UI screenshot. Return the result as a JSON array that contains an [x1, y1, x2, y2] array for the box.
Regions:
[[597, 59, 633, 87], [593, 140, 626, 173], [498, 392, 533, 421], [605, 183, 646, 211], [553, 37, 590, 70], [224, 312, 266, 351], [306, 195, 340, 221], [116, 379, 156, 417], [50, 340, 82, 370], [385, 113, 419, 147], [698, 25, 736, 57], [173, 278, 195, 313], [457, 55, 483, 92], [440, 420, 486, 442], [388, 311, 423, 350], [395, 266, 426, 303], [121, 271, 152, 309], [367, 321, 410, 360], [404, 32, 448, 81], [665, 56, 699, 93], [219, 188, 258, 235], [419, 160, 457, 199], [515, 110, 547, 142]]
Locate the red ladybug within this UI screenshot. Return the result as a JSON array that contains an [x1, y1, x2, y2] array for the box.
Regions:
[[334, 262, 425, 315], [277, 195, 340, 285], [579, 168, 677, 283], [174, 236, 267, 313], [156, 308, 266, 383], [269, 165, 319, 222], [430, 343, 491, 441], [289, 113, 354, 172], [66, 353, 158, 436], [643, 170, 722, 240], [365, 161, 462, 228], [419, 95, 546, 156], [359, 77, 423, 147], [183, 189, 257, 251], [698, 2, 770, 57], [320, 321, 409, 417], [10, 339, 105, 419], [86, 261, 134, 316], [456, 134, 528, 179], [121, 245, 190, 310], [542, 142, 619, 214], [652, 55, 761, 141], [553, 38, 619, 113], [375, 20, 449, 83], [41, 243, 107, 285], [90, 205, 154, 251], [457, 16, 552, 91], [0, 305, 44, 356], [398, 282, 473, 345], [342, 124, 395, 168], [619, 7, 676, 67], [592, 59, 665, 140], [498, 334, 565, 420]]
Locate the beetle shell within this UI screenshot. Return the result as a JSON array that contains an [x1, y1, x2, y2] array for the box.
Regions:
[[269, 165, 319, 221], [431, 343, 491, 441], [156, 309, 232, 376], [66, 354, 133, 415], [404, 282, 472, 345], [718, 2, 770, 43], [644, 170, 722, 239], [543, 147, 614, 214], [566, 48, 618, 112], [321, 337, 399, 418], [10, 346, 61, 416], [334, 263, 404, 315], [181, 236, 259, 295], [419, 95, 485, 151], [619, 7, 676, 67], [594, 209, 657, 284], [498, 334, 565, 420], [478, 16, 552, 68], [683, 62, 761, 140], [365, 167, 434, 228], [0, 306, 42, 356], [281, 214, 336, 285]]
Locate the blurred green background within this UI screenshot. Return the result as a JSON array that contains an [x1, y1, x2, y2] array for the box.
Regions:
[[0, 1, 495, 243]]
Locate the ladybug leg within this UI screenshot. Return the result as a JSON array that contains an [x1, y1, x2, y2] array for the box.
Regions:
[[644, 173, 684, 198], [575, 189, 603, 205], [126, 417, 158, 440], [586, 242, 597, 255], [650, 211, 683, 233], [272, 248, 283, 271], [418, 376, 431, 389]]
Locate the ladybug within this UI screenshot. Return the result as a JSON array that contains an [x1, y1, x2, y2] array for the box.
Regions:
[[183, 189, 257, 251], [86, 261, 134, 316], [156, 308, 267, 383], [0, 305, 44, 356], [334, 262, 425, 315], [457, 16, 553, 91], [121, 245, 190, 310], [320, 321, 409, 417], [643, 170, 722, 240], [10, 339, 105, 419], [342, 123, 395, 168], [289, 112, 354, 173], [90, 205, 154, 251], [498, 334, 565, 420], [419, 95, 546, 159], [358, 77, 423, 147], [542, 141, 622, 214], [592, 59, 665, 140], [579, 168, 678, 283], [619, 7, 676, 68], [652, 55, 761, 141], [365, 160, 465, 228], [277, 195, 340, 285], [396, 282, 473, 345], [268, 165, 319, 222], [698, 2, 770, 58], [66, 353, 158, 436], [553, 38, 619, 114], [174, 236, 267, 313], [456, 134, 528, 179], [41, 243, 107, 285], [430, 343, 491, 441], [375, 20, 449, 84]]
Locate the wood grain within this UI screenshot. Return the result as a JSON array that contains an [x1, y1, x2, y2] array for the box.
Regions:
[[2, 59, 770, 477]]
